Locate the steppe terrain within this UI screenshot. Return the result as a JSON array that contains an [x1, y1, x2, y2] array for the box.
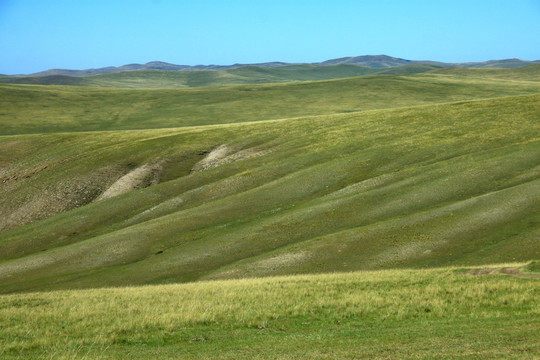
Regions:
[[0, 61, 539, 358]]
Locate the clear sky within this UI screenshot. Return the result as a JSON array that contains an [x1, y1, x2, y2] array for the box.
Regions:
[[1, 0, 540, 74]]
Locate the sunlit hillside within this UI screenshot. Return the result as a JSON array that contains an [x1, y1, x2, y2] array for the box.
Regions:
[[0, 68, 539, 293]]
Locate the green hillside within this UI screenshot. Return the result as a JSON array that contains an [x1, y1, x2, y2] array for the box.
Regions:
[[77, 63, 443, 86], [4, 63, 539, 89], [2, 72, 540, 135], [1, 265, 538, 359], [433, 63, 540, 81], [0, 74, 88, 86], [1, 65, 540, 294], [89, 64, 384, 87], [1, 92, 539, 293], [460, 58, 540, 68], [0, 64, 434, 88], [377, 63, 441, 75]]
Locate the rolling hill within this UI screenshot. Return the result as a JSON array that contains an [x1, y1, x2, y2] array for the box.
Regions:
[[0, 67, 539, 292], [25, 60, 291, 77], [433, 63, 540, 81], [0, 64, 382, 88], [1, 58, 539, 359], [2, 71, 540, 135], [0, 63, 440, 88], [10, 54, 540, 78], [2, 55, 539, 89]]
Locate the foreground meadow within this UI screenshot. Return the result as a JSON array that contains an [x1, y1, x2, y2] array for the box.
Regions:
[[1, 264, 538, 359]]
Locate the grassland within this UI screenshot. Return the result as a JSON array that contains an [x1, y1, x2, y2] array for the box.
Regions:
[[0, 63, 442, 88], [0, 64, 377, 88], [1, 63, 539, 358], [1, 265, 538, 359], [433, 64, 540, 82], [1, 89, 539, 293], [2, 71, 540, 135], [3, 63, 539, 90]]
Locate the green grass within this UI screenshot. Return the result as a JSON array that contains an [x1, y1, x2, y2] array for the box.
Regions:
[[1, 61, 540, 358], [2, 72, 540, 135], [1, 92, 539, 293], [3, 63, 538, 89], [0, 64, 442, 88], [433, 63, 540, 81], [524, 261, 540, 273], [0, 265, 538, 359], [87, 64, 384, 87]]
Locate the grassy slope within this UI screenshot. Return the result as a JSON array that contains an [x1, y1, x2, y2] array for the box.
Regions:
[[0, 265, 538, 359], [87, 64, 383, 87], [1, 63, 539, 360], [433, 63, 540, 81], [0, 93, 539, 293], [0, 64, 442, 88], [2, 72, 540, 135], [4, 63, 539, 89], [0, 75, 88, 86], [461, 59, 540, 68]]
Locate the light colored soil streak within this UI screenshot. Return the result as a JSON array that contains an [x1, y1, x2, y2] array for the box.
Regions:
[[95, 162, 163, 201], [192, 145, 273, 172]]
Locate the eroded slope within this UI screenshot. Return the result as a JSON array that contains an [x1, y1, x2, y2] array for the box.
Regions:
[[0, 94, 539, 292]]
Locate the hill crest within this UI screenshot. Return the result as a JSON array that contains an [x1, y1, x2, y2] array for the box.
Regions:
[[25, 55, 540, 77]]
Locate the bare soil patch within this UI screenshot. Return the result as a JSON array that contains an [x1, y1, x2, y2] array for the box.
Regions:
[[0, 166, 120, 232], [95, 161, 163, 201], [191, 145, 273, 172]]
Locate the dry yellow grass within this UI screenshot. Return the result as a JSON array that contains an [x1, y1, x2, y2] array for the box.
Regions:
[[1, 264, 538, 359]]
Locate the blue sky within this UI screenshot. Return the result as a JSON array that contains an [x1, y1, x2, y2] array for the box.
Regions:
[[1, 0, 540, 74]]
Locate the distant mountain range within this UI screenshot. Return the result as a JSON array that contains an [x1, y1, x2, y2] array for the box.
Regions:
[[27, 61, 291, 77], [25, 55, 540, 77]]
